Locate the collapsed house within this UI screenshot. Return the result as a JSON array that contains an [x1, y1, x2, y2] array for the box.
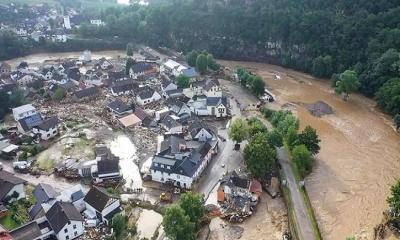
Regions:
[[217, 171, 262, 222]]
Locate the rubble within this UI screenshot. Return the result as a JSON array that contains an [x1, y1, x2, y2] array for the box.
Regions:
[[306, 100, 333, 117]]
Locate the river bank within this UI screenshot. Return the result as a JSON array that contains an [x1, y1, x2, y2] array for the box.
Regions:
[[220, 60, 400, 239]]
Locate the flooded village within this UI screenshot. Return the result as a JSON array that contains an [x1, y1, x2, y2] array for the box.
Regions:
[[0, 47, 289, 240]]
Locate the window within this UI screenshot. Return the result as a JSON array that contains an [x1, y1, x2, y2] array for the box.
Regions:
[[64, 229, 68, 233], [161, 164, 164, 168], [66, 237, 69, 240], [53, 130, 57, 134], [167, 166, 170, 169], [73, 225, 76, 229], [74, 232, 78, 236], [47, 134, 50, 137]]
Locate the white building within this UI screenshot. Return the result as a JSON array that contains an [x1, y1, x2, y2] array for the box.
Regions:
[[136, 86, 162, 106], [46, 202, 84, 240], [32, 117, 59, 141], [160, 59, 188, 77], [63, 16, 71, 29], [12, 104, 38, 121], [0, 170, 26, 203], [83, 187, 122, 225]]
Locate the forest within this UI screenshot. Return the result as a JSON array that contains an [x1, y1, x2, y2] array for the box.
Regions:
[[1, 0, 400, 122]]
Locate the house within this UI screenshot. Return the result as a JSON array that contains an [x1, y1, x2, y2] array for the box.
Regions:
[[58, 184, 86, 213], [167, 99, 191, 119], [129, 62, 158, 79], [0, 141, 19, 158], [161, 78, 177, 98], [32, 117, 59, 140], [83, 187, 122, 224], [150, 135, 218, 188], [12, 104, 38, 121], [33, 183, 59, 204], [0, 62, 11, 76], [181, 67, 199, 81], [119, 114, 142, 128], [160, 59, 187, 77], [73, 87, 98, 102], [204, 79, 222, 97], [188, 95, 208, 116], [41, 67, 54, 80], [66, 67, 81, 81], [188, 121, 214, 142], [110, 79, 138, 96], [96, 58, 113, 70], [46, 201, 84, 240], [17, 113, 43, 134], [136, 86, 161, 106], [161, 115, 182, 134], [16, 74, 34, 86], [206, 97, 228, 118], [0, 170, 26, 203], [95, 159, 120, 181], [106, 99, 133, 117], [182, 81, 205, 98], [9, 220, 47, 240]]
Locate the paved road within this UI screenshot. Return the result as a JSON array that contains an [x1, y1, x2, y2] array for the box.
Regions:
[[197, 98, 244, 198], [277, 147, 316, 240]]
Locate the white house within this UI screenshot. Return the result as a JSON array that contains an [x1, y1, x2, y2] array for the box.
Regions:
[[42, 68, 54, 80], [0, 170, 26, 203], [204, 79, 222, 97], [129, 62, 157, 79], [189, 121, 214, 142], [46, 201, 84, 240], [206, 97, 228, 118], [12, 104, 38, 121], [83, 187, 122, 225], [32, 117, 59, 141], [16, 74, 34, 86], [136, 86, 162, 106], [183, 81, 205, 99], [167, 100, 191, 119], [160, 59, 187, 77], [96, 58, 113, 70], [151, 136, 218, 189]]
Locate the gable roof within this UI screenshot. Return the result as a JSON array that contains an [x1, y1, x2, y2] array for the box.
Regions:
[[108, 71, 126, 81], [97, 160, 119, 175], [33, 183, 59, 203], [74, 87, 98, 99], [34, 117, 58, 131], [204, 79, 220, 91], [161, 115, 181, 130], [46, 201, 83, 233], [188, 120, 213, 139], [84, 187, 116, 212], [9, 221, 42, 240], [110, 79, 138, 94], [137, 86, 156, 99], [130, 62, 154, 74], [133, 107, 149, 121], [0, 170, 26, 201], [18, 114, 43, 132], [106, 99, 131, 114], [206, 97, 227, 107]]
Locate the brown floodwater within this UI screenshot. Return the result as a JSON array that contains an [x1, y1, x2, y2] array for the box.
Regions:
[[220, 60, 400, 240]]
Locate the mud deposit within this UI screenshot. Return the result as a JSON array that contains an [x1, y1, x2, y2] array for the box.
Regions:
[[221, 60, 400, 240]]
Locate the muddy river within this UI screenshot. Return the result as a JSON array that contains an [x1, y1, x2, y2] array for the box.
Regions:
[[221, 60, 400, 240]]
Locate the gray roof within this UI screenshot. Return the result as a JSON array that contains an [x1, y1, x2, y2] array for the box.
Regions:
[[34, 117, 58, 131], [0, 170, 26, 201], [84, 187, 116, 212], [159, 135, 186, 155], [204, 79, 220, 91], [18, 114, 43, 132], [181, 67, 198, 78], [161, 115, 181, 130], [106, 99, 131, 114], [97, 159, 119, 175], [33, 183, 59, 203], [137, 86, 156, 99], [9, 221, 42, 240], [206, 97, 227, 107], [46, 201, 83, 233], [110, 79, 138, 93], [74, 87, 98, 99], [130, 62, 154, 74]]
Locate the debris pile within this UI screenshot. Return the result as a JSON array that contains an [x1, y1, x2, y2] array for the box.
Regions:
[[306, 101, 333, 117]]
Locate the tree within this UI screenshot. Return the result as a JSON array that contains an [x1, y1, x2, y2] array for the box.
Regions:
[[228, 118, 248, 143], [126, 43, 134, 57], [388, 179, 400, 214], [179, 192, 205, 228], [186, 50, 199, 67], [298, 126, 321, 155], [176, 74, 190, 88], [9, 89, 25, 107], [207, 54, 220, 71], [247, 117, 268, 138], [196, 54, 208, 74], [125, 58, 135, 75], [266, 130, 283, 147], [251, 76, 265, 96], [395, 114, 400, 131], [162, 204, 195, 240], [244, 133, 277, 180], [292, 144, 314, 178], [312, 55, 333, 78], [53, 87, 65, 101], [286, 127, 299, 150], [111, 214, 127, 240], [335, 70, 361, 101]]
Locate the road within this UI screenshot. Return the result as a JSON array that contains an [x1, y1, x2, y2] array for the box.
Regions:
[[196, 97, 244, 198], [277, 148, 316, 240]]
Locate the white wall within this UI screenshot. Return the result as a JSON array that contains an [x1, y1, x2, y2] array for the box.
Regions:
[[57, 220, 84, 240], [102, 199, 120, 218]]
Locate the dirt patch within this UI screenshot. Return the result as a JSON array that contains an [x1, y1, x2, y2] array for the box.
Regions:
[[306, 101, 333, 117]]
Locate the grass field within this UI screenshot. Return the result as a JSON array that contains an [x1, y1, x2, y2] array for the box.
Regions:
[[0, 214, 19, 230]]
